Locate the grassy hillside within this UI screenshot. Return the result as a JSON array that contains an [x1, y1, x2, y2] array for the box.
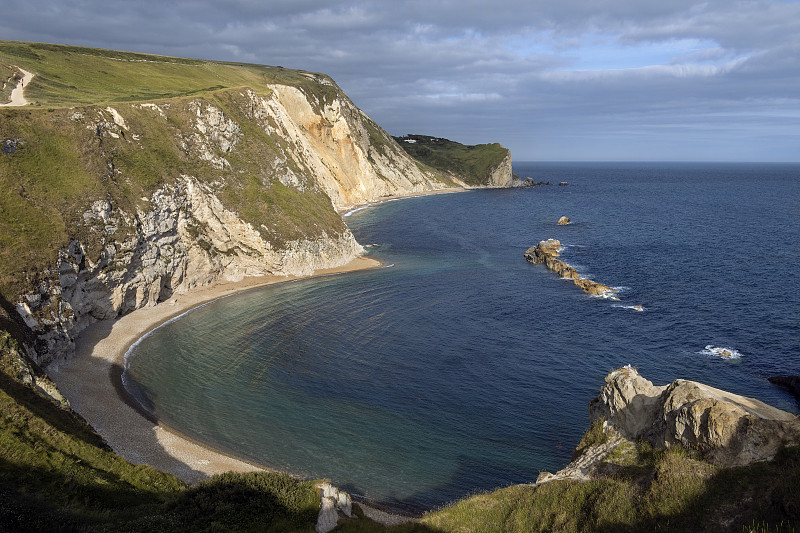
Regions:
[[0, 41, 339, 108], [0, 41, 351, 301], [393, 134, 508, 186], [0, 332, 322, 532], [414, 428, 799, 533], [2, 329, 798, 532]]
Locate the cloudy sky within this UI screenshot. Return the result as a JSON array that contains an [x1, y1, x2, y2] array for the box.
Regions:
[[3, 0, 800, 161]]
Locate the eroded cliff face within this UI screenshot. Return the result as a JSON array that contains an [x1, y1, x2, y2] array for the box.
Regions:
[[8, 80, 456, 366], [484, 151, 513, 188], [588, 367, 800, 467], [535, 367, 800, 487], [259, 85, 452, 211], [16, 176, 362, 362]]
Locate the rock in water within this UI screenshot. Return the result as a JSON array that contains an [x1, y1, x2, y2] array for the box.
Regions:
[[589, 367, 800, 467], [557, 216, 571, 225], [523, 239, 618, 298]]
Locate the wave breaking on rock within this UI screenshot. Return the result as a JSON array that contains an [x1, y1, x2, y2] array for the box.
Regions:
[[523, 239, 619, 299]]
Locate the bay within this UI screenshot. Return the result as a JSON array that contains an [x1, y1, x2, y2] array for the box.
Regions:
[[124, 162, 800, 512]]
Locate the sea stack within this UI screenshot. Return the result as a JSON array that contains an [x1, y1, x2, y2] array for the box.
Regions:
[[557, 216, 571, 225]]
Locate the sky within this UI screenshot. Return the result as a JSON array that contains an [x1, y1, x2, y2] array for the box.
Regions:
[[2, 0, 800, 162]]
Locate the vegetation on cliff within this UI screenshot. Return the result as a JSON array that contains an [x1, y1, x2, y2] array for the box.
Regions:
[[393, 134, 510, 186], [1, 41, 797, 533], [0, 41, 353, 299], [1, 332, 323, 532], [2, 332, 799, 531], [0, 41, 341, 109]]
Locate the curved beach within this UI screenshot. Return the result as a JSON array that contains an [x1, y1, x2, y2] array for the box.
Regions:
[[48, 256, 381, 484]]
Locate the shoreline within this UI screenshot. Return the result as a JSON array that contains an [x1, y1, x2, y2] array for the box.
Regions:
[[337, 187, 468, 216], [46, 186, 476, 522], [48, 255, 382, 484]]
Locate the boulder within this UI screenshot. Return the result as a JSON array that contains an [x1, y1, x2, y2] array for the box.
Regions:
[[557, 216, 571, 225], [589, 367, 800, 467], [315, 482, 353, 533]]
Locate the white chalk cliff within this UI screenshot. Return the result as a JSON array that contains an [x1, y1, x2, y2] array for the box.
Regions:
[[12, 81, 508, 367]]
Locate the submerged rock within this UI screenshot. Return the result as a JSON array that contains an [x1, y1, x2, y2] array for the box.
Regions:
[[768, 375, 800, 401], [589, 366, 800, 467]]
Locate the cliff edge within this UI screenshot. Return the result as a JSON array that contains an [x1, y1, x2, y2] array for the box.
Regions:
[[0, 41, 487, 367]]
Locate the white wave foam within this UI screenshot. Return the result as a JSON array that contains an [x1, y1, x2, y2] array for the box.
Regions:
[[612, 304, 645, 312], [343, 192, 461, 217], [342, 205, 369, 217], [699, 345, 743, 360], [591, 292, 621, 301]]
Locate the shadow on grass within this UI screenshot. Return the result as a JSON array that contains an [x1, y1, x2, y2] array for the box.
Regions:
[[0, 459, 327, 532]]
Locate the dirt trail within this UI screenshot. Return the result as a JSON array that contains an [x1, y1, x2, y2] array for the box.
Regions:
[[1, 67, 34, 106]]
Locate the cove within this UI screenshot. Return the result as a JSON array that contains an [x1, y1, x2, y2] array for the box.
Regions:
[[124, 162, 800, 513]]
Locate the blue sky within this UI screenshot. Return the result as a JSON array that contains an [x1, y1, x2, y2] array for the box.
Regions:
[[3, 0, 799, 161]]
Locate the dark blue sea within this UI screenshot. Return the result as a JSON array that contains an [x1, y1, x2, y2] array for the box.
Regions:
[[124, 162, 800, 513]]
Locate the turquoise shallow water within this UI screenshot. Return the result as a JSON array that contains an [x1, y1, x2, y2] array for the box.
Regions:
[[125, 162, 800, 512]]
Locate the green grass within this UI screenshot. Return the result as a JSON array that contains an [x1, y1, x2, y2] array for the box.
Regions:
[[0, 40, 341, 109], [0, 330, 321, 532], [416, 440, 800, 533], [0, 83, 348, 300], [3, 326, 800, 532], [393, 134, 509, 186], [1, 60, 21, 103]]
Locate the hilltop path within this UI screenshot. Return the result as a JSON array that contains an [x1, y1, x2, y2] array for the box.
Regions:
[[1, 66, 33, 106]]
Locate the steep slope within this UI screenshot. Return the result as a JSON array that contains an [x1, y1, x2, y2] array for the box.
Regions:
[[394, 134, 513, 187], [0, 41, 462, 366]]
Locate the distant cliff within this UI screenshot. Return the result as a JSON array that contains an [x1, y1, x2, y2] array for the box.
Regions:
[[394, 134, 513, 187], [0, 42, 498, 367]]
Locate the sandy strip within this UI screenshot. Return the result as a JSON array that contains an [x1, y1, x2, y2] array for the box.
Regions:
[[1, 67, 34, 107], [336, 187, 468, 215], [48, 255, 381, 484]]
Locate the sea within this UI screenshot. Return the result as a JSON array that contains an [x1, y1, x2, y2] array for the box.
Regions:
[[124, 162, 800, 514]]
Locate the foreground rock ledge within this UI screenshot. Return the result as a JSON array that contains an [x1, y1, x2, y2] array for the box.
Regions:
[[590, 366, 800, 467], [524, 239, 617, 298], [537, 367, 800, 486]]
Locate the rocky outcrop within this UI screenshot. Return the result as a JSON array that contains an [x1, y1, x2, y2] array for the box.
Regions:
[[589, 366, 800, 467], [316, 482, 353, 533], [523, 239, 618, 298], [9, 78, 480, 367], [535, 429, 628, 485], [510, 177, 552, 187], [557, 216, 571, 225], [16, 175, 363, 366]]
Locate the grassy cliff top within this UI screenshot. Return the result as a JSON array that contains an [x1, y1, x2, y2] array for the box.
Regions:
[[0, 42, 357, 299], [393, 134, 509, 187], [0, 40, 339, 107]]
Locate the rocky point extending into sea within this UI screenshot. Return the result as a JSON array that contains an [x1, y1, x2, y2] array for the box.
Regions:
[[524, 238, 618, 298]]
